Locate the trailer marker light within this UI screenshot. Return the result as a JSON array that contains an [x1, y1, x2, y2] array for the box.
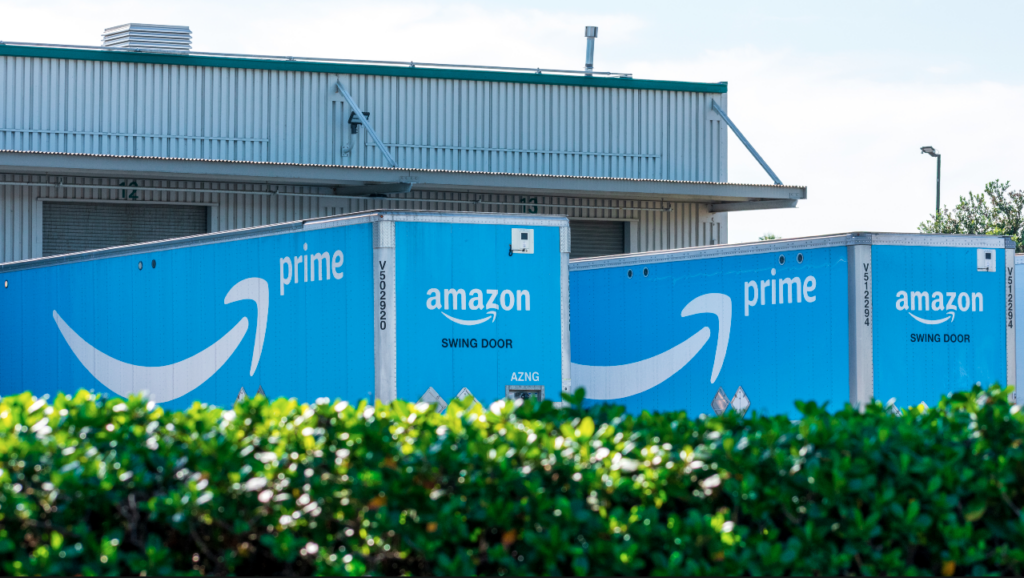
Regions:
[[797, 253, 804, 263], [778, 255, 786, 265], [627, 269, 633, 278], [138, 261, 143, 270], [151, 260, 156, 269], [3, 280, 6, 288], [643, 268, 649, 277]]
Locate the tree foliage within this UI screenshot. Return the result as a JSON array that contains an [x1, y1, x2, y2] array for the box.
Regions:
[[919, 180, 1024, 250], [2, 386, 1024, 575]]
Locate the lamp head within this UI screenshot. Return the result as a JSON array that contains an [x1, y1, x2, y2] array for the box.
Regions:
[[920, 146, 938, 157]]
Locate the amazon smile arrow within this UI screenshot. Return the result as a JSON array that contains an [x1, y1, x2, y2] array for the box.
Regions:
[[53, 278, 269, 403], [908, 310, 956, 325], [571, 293, 732, 401], [441, 310, 497, 325]]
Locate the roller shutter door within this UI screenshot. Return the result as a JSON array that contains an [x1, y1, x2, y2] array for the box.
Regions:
[[569, 220, 626, 259], [43, 202, 208, 257]]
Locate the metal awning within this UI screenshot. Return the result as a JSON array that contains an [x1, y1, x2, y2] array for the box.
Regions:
[[0, 150, 806, 205]]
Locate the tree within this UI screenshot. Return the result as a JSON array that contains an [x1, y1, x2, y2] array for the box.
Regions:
[[918, 180, 1024, 251], [759, 233, 778, 241]]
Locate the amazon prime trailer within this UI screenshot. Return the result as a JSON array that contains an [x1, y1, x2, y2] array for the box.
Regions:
[[0, 210, 570, 410], [570, 233, 1015, 417]]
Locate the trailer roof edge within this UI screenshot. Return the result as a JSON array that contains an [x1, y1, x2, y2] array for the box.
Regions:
[[569, 232, 1014, 270], [0, 209, 569, 274]]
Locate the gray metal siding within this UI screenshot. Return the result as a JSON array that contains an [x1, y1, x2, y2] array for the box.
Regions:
[[0, 174, 725, 263], [0, 56, 727, 181], [42, 202, 207, 256]]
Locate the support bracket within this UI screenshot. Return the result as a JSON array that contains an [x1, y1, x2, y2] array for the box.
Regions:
[[334, 80, 398, 168], [711, 99, 782, 185]]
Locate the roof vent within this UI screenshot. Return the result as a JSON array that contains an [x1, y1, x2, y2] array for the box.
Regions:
[[102, 24, 192, 52], [584, 26, 598, 76]]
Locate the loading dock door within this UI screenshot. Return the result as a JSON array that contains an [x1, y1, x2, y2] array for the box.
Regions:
[[43, 202, 209, 257], [569, 220, 626, 259]]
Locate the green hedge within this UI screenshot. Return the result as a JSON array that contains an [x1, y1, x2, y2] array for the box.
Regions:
[[1, 387, 1023, 575]]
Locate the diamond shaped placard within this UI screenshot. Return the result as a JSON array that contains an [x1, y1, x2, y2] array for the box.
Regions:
[[730, 385, 751, 417], [711, 387, 730, 417], [418, 387, 449, 412], [236, 387, 248, 403], [456, 387, 475, 402]]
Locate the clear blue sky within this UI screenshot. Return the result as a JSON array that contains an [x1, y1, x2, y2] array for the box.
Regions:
[[4, 0, 1021, 241]]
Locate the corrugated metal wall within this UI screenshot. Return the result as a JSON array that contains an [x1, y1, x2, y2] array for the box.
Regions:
[[0, 174, 724, 263], [42, 202, 207, 256], [0, 55, 727, 181]]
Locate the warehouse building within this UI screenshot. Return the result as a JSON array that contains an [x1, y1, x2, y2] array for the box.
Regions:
[[0, 24, 805, 263]]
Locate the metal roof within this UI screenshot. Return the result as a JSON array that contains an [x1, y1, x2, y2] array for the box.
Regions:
[[0, 42, 727, 94]]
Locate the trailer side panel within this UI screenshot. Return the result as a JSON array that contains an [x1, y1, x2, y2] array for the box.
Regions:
[[0, 224, 375, 408], [570, 245, 849, 417]]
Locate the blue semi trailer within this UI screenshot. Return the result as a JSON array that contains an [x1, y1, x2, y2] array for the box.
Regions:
[[570, 233, 1016, 417], [0, 210, 571, 411]]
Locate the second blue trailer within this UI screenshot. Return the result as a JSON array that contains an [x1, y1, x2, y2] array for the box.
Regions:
[[571, 233, 1015, 417]]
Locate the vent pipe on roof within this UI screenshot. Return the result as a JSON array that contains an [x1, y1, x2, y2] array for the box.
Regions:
[[102, 24, 192, 52], [584, 26, 598, 76]]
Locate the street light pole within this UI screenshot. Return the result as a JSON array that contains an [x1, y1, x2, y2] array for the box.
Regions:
[[921, 146, 941, 217]]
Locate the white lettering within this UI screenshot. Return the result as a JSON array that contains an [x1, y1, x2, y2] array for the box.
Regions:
[[896, 291, 909, 311], [779, 277, 802, 304], [279, 257, 293, 296], [802, 276, 817, 303], [897, 289, 987, 318], [426, 288, 442, 310], [744, 281, 758, 317], [500, 290, 515, 311], [743, 274, 818, 316], [331, 250, 344, 280], [444, 288, 467, 310], [486, 289, 500, 310], [910, 291, 930, 311], [310, 252, 330, 281], [516, 290, 531, 311], [469, 289, 484, 310]]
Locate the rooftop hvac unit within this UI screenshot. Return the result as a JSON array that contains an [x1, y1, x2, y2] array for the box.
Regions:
[[102, 23, 192, 52]]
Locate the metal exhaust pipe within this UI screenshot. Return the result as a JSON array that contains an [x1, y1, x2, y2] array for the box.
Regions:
[[584, 26, 598, 75]]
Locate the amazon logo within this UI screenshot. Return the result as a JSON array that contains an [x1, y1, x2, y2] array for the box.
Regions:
[[571, 293, 732, 401], [425, 287, 531, 326], [53, 278, 269, 403], [895, 290, 985, 325]]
